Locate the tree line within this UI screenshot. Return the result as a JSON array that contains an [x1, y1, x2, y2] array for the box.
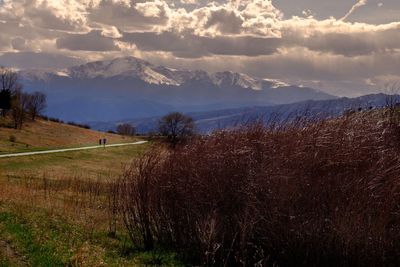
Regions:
[[0, 67, 47, 129]]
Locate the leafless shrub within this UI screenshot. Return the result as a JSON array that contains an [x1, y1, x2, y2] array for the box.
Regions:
[[27, 91, 46, 121], [117, 123, 136, 136], [117, 148, 166, 250], [11, 91, 30, 129], [117, 110, 400, 266]]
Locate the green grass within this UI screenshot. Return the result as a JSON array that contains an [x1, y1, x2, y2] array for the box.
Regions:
[[0, 211, 65, 266], [0, 120, 181, 266], [0, 143, 149, 179], [0, 255, 12, 267], [0, 142, 134, 155], [132, 250, 184, 267], [0, 142, 49, 155], [0, 204, 183, 266], [0, 139, 183, 266]]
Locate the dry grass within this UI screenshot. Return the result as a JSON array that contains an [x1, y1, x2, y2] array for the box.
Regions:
[[0, 119, 166, 266], [0, 176, 120, 266], [0, 157, 182, 266], [0, 142, 149, 242], [0, 140, 178, 266], [0, 175, 112, 231], [0, 144, 148, 179], [0, 118, 136, 154], [4, 108, 400, 266]]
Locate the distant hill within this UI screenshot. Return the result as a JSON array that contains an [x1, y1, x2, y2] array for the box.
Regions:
[[89, 94, 397, 133], [20, 57, 335, 122]]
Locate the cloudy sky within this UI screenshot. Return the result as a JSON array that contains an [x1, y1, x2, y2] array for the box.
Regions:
[[0, 0, 399, 96]]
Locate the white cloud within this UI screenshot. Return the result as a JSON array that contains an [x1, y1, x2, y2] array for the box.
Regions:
[[135, 0, 170, 18], [341, 0, 368, 21]]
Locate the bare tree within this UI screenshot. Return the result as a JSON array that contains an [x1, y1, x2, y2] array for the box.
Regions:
[[0, 67, 22, 117], [384, 82, 400, 109], [116, 123, 136, 136], [0, 89, 12, 117], [383, 82, 400, 125], [159, 112, 195, 148], [27, 91, 47, 121], [11, 92, 30, 129]]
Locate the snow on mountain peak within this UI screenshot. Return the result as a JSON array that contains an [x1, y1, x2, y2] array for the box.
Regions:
[[21, 56, 291, 90], [68, 57, 180, 86], [212, 71, 262, 90], [263, 78, 290, 88]]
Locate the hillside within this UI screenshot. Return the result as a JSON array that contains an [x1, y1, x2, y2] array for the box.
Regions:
[[0, 118, 170, 266], [0, 118, 135, 155], [91, 93, 396, 133]]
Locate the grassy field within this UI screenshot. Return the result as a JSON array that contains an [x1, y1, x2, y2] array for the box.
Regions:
[[0, 119, 182, 266], [0, 118, 135, 155], [0, 144, 148, 179]]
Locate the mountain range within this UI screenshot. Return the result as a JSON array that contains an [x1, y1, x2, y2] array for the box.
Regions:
[[20, 57, 335, 122], [89, 94, 394, 134]]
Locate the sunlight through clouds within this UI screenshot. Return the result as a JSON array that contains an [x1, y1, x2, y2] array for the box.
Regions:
[[0, 0, 399, 96]]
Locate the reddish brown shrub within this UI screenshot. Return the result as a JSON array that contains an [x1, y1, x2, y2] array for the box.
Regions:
[[117, 110, 400, 266]]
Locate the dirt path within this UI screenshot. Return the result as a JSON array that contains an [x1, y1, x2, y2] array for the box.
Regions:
[[0, 141, 148, 158]]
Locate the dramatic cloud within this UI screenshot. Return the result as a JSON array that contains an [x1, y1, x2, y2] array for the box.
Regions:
[[0, 52, 83, 69], [88, 0, 171, 31], [122, 31, 281, 57], [0, 0, 399, 96]]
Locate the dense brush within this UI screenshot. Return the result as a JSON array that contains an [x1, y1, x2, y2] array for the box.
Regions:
[[117, 108, 400, 266]]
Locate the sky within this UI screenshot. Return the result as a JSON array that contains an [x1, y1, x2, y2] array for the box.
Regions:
[[0, 0, 399, 96]]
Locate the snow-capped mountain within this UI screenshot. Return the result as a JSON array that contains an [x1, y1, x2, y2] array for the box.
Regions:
[[211, 71, 262, 90], [20, 56, 335, 122], [23, 57, 289, 90], [22, 57, 173, 85], [67, 57, 180, 86]]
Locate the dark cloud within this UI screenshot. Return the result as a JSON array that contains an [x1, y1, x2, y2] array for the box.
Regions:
[[57, 30, 120, 51], [25, 7, 83, 31], [0, 52, 84, 69], [0, 20, 57, 40], [0, 34, 10, 49], [122, 31, 281, 57], [11, 37, 26, 50], [295, 28, 400, 57]]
